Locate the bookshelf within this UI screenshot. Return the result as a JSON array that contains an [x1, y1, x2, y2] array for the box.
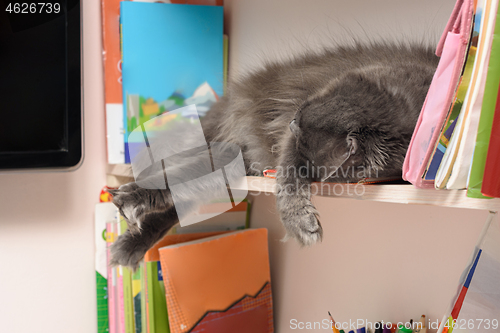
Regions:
[[243, 177, 500, 211], [106, 165, 500, 211]]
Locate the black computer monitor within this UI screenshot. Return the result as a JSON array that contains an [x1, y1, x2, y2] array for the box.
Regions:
[[0, 0, 82, 170]]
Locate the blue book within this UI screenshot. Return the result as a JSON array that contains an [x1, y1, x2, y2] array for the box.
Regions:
[[121, 2, 224, 163]]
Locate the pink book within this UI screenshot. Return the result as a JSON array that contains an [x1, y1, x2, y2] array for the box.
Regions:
[[402, 0, 474, 188], [117, 221, 125, 333], [107, 222, 117, 333]]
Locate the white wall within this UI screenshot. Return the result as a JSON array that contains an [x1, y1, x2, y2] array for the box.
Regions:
[[0, 1, 106, 332], [224, 0, 490, 332], [225, 0, 456, 77]]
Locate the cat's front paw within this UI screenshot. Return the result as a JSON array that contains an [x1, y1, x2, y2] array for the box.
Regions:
[[280, 205, 323, 246], [109, 230, 149, 271]]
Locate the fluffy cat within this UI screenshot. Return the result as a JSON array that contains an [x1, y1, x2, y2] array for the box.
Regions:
[[109, 42, 439, 270]]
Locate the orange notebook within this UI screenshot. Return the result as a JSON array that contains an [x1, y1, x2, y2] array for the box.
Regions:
[[158, 228, 273, 333]]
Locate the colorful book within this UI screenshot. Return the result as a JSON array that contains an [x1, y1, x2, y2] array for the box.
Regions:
[[102, 0, 222, 164], [120, 2, 224, 163], [158, 229, 274, 333], [95, 203, 119, 333], [102, 0, 175, 164], [434, 0, 499, 189], [424, 0, 482, 183], [468, 2, 500, 198]]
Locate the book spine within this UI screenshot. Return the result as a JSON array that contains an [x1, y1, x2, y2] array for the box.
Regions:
[[107, 222, 117, 333], [102, 0, 125, 164], [117, 214, 126, 333], [132, 268, 142, 333], [153, 263, 170, 333], [146, 262, 156, 333], [145, 264, 150, 333], [123, 267, 135, 333], [96, 212, 110, 333], [120, 218, 136, 333], [140, 262, 147, 333]]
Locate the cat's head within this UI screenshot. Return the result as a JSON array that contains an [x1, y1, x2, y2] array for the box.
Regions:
[[290, 72, 411, 182]]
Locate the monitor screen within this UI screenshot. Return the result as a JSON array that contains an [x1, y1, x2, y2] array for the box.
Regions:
[[0, 0, 82, 170]]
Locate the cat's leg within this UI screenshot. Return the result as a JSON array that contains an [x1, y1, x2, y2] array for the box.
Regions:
[[109, 144, 242, 269], [109, 209, 178, 271], [108, 171, 178, 270], [275, 140, 323, 245], [109, 176, 174, 235]]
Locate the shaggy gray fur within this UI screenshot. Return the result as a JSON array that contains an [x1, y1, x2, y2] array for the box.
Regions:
[[110, 42, 439, 270]]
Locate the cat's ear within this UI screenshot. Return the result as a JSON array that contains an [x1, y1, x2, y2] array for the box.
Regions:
[[347, 135, 358, 155], [289, 119, 300, 137]]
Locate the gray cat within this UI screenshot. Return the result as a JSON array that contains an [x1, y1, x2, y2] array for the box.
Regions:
[[109, 42, 439, 270]]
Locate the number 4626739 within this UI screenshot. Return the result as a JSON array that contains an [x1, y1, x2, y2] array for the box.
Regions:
[[5, 3, 61, 14]]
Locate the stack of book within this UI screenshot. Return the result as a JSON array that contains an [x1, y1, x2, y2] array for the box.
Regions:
[[101, 0, 227, 165], [403, 0, 500, 198], [94, 199, 269, 333]]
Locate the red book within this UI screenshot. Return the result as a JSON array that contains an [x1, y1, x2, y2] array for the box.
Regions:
[[481, 82, 500, 198]]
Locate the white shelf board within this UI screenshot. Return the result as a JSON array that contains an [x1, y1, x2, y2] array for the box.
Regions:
[[242, 176, 500, 211], [105, 165, 500, 211]]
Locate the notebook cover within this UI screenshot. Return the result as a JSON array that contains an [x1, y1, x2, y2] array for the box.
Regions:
[[144, 231, 228, 333], [120, 2, 223, 163], [158, 228, 273, 333]]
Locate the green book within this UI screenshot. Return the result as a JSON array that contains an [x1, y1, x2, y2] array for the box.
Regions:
[[140, 262, 147, 333], [96, 272, 109, 333], [120, 218, 136, 333], [145, 261, 170, 333], [146, 262, 156, 333]]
